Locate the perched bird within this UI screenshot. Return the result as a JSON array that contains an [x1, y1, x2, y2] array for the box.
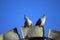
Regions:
[[4, 28, 20, 40], [35, 15, 46, 37], [35, 15, 46, 27], [24, 15, 32, 28]]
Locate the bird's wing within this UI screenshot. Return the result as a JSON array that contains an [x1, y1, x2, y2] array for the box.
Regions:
[[41, 15, 46, 26], [24, 15, 32, 27]]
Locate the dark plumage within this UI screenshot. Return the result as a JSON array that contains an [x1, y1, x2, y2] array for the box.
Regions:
[[35, 18, 41, 26], [35, 15, 46, 37], [24, 15, 32, 28], [13, 28, 20, 40], [13, 28, 18, 34], [35, 15, 46, 27]]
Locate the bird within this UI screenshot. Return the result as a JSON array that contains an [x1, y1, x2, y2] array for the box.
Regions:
[[35, 15, 46, 37], [4, 28, 20, 40], [24, 15, 32, 28], [35, 15, 46, 27]]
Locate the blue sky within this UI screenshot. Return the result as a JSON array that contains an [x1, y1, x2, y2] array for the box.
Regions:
[[0, 0, 60, 39]]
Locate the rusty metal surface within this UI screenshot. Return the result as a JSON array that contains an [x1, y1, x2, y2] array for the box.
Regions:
[[48, 29, 60, 40]]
